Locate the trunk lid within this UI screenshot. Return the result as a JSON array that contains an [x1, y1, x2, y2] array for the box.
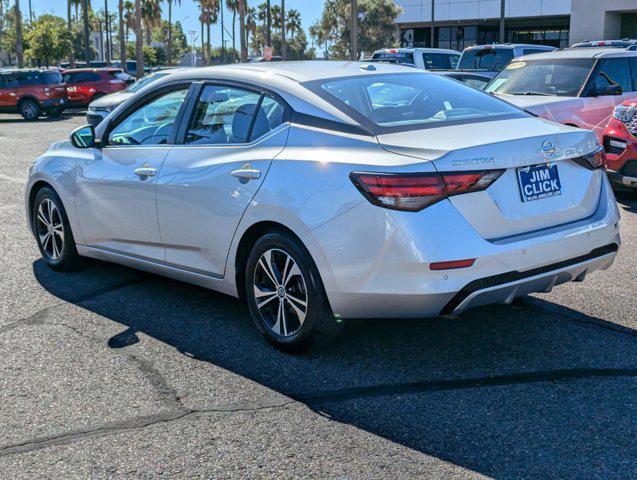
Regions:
[[377, 117, 603, 239]]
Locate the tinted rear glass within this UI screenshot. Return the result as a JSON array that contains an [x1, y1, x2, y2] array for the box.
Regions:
[[371, 52, 415, 66], [459, 48, 514, 70], [304, 72, 526, 134], [422, 53, 460, 69]]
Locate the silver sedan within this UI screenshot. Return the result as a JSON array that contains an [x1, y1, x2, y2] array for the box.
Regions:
[[26, 62, 620, 351]]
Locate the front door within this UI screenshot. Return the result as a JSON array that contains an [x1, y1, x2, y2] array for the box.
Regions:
[[156, 84, 289, 276], [75, 87, 190, 261]]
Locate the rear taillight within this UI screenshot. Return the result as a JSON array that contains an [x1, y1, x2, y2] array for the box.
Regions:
[[574, 148, 606, 170], [350, 169, 505, 212]]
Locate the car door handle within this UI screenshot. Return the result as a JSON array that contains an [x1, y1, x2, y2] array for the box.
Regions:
[[134, 167, 157, 178], [230, 167, 261, 180]]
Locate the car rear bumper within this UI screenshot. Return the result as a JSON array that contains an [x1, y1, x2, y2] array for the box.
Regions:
[[306, 175, 621, 319]]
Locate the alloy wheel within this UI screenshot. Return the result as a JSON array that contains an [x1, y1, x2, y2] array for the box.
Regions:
[[22, 102, 38, 119], [253, 248, 308, 337], [36, 199, 64, 261]]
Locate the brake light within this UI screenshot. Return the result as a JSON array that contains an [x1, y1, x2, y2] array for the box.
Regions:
[[350, 169, 505, 212], [574, 148, 606, 170]]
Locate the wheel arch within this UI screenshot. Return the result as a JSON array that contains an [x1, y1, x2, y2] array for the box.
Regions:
[[17, 95, 42, 107], [234, 221, 307, 300], [27, 180, 56, 232]]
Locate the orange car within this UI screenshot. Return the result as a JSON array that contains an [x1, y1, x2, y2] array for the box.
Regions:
[[62, 68, 132, 107]]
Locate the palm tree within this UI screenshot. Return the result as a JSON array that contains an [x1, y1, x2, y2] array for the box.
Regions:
[[124, 0, 135, 41], [245, 5, 256, 54], [285, 8, 301, 39], [134, 0, 143, 77], [198, 0, 218, 66], [265, 0, 271, 48], [72, 0, 82, 21], [141, 0, 162, 46], [15, 0, 24, 68], [118, 0, 126, 65], [67, 0, 75, 66], [238, 0, 247, 62], [280, 0, 285, 60], [166, 0, 181, 66], [226, 0, 238, 59], [82, 0, 91, 62]]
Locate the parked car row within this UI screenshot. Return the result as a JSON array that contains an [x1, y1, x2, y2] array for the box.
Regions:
[[0, 67, 133, 120]]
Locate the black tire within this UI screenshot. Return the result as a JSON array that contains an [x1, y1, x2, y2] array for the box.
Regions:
[[20, 98, 41, 121], [32, 187, 82, 271], [245, 231, 341, 353]]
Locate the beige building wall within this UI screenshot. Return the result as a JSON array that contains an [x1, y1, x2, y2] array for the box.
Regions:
[[569, 0, 637, 44]]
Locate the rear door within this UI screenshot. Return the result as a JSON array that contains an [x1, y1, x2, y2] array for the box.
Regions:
[[156, 83, 290, 276]]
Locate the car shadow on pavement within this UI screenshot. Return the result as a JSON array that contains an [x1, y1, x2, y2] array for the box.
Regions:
[[33, 259, 636, 479]]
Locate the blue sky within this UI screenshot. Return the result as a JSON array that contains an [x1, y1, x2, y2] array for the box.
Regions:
[[29, 0, 324, 49]]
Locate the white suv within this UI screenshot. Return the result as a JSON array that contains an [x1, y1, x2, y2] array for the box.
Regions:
[[371, 48, 460, 70]]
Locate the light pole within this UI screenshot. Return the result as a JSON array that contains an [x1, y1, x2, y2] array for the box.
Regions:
[[430, 0, 435, 48], [188, 30, 197, 66], [499, 0, 506, 43]]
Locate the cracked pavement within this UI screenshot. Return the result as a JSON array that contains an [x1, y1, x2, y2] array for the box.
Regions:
[[0, 113, 635, 479]]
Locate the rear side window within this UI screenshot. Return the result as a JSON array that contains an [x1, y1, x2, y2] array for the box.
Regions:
[[595, 59, 634, 93], [459, 49, 514, 70], [0, 74, 19, 89], [185, 85, 285, 145], [43, 71, 62, 84]]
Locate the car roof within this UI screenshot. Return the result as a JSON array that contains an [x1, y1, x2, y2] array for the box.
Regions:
[[62, 67, 121, 73], [463, 43, 556, 50], [373, 47, 460, 55], [169, 61, 422, 83], [515, 47, 637, 60]]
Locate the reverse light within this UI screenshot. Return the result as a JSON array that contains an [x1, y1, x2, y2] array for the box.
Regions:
[[350, 169, 505, 212], [612, 103, 637, 135]]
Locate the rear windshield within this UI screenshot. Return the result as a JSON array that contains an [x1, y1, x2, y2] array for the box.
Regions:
[[485, 58, 595, 97], [458, 48, 514, 70], [422, 52, 460, 69], [304, 72, 526, 134], [371, 51, 415, 66]]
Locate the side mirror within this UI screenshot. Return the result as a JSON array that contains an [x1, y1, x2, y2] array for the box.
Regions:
[[70, 125, 97, 148], [592, 84, 623, 96]]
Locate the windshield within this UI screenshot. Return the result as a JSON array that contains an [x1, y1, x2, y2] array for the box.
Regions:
[[458, 48, 514, 70], [371, 51, 415, 66], [304, 72, 526, 134], [485, 58, 594, 97], [126, 72, 170, 93]]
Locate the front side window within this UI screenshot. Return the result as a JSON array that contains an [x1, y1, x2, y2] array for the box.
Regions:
[[485, 58, 594, 97], [306, 72, 525, 134], [185, 85, 285, 145], [108, 88, 188, 146], [595, 59, 633, 93]]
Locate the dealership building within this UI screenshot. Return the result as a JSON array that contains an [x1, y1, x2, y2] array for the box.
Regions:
[[395, 0, 637, 50]]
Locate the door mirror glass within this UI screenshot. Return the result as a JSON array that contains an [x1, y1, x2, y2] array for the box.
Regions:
[[70, 125, 96, 148]]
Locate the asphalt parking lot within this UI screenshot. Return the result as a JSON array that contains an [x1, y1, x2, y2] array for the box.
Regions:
[[0, 112, 635, 479]]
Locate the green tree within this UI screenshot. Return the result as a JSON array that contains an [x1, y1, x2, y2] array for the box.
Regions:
[[311, 0, 401, 59], [126, 41, 158, 65], [25, 14, 73, 66], [141, 0, 161, 45], [152, 19, 187, 63]]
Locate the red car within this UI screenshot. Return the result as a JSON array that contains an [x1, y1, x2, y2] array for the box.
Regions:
[[62, 68, 131, 107], [0, 69, 67, 120], [603, 99, 637, 190]]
